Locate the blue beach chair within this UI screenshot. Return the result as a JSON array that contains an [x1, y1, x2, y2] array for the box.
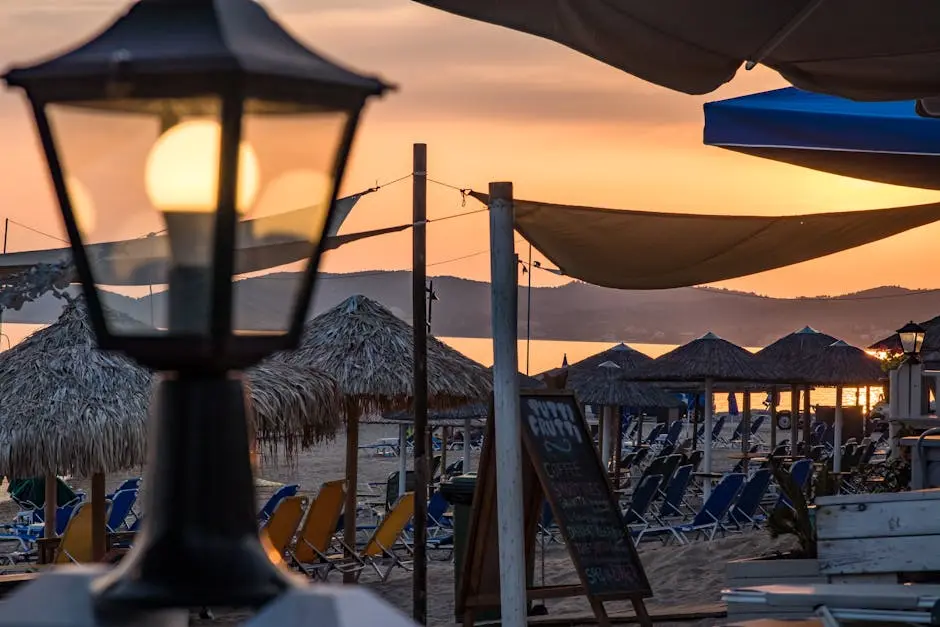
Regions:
[[656, 464, 694, 520], [647, 473, 746, 545], [106, 489, 140, 532], [728, 469, 773, 529], [624, 474, 662, 544], [774, 459, 813, 512]]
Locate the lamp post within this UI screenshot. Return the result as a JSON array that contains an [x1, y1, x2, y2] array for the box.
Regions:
[[898, 321, 927, 420], [2, 0, 391, 621]]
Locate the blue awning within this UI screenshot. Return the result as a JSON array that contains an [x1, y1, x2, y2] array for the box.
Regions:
[[704, 87, 940, 190]]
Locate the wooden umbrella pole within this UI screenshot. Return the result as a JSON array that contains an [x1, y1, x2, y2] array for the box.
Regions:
[[769, 386, 778, 451], [865, 386, 871, 436], [614, 408, 624, 486], [834, 386, 844, 473], [790, 384, 800, 454], [803, 385, 812, 448], [741, 391, 751, 454], [43, 473, 57, 543], [91, 472, 106, 561], [343, 402, 360, 584]]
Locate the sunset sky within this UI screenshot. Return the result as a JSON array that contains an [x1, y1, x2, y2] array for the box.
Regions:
[[2, 0, 940, 298]]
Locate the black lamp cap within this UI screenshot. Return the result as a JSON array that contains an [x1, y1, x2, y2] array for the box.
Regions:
[[3, 0, 393, 108]]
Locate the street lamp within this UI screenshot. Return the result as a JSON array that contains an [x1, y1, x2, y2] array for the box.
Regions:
[[3, 0, 389, 616], [898, 321, 927, 362]]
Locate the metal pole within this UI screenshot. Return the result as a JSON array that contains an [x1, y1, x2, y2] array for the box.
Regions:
[[412, 143, 429, 624], [703, 379, 714, 499], [526, 243, 533, 375], [803, 385, 812, 449], [399, 424, 407, 497], [489, 181, 527, 627], [790, 384, 800, 454], [834, 386, 843, 473], [769, 387, 778, 451]]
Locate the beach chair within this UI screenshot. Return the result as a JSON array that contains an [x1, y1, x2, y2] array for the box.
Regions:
[[727, 418, 745, 446], [257, 484, 299, 525], [749, 415, 767, 445], [624, 474, 661, 544], [106, 489, 139, 533], [656, 421, 684, 453], [710, 415, 728, 447], [538, 501, 561, 544], [54, 502, 95, 564], [321, 493, 416, 582], [727, 468, 773, 529], [424, 491, 452, 537], [774, 459, 813, 512], [646, 473, 746, 545], [656, 464, 694, 521], [687, 449, 705, 472], [259, 495, 306, 563], [289, 480, 346, 580], [642, 423, 666, 447], [106, 478, 141, 500]]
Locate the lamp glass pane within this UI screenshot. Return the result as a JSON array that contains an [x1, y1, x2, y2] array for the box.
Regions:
[[232, 102, 350, 335], [46, 98, 224, 337]]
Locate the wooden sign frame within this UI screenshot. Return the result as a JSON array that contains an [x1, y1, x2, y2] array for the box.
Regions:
[[458, 390, 652, 627]]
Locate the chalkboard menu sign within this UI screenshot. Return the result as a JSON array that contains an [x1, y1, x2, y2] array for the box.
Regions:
[[520, 391, 652, 599]]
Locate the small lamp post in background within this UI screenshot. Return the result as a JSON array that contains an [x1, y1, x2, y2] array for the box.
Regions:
[[2, 0, 395, 622], [898, 321, 927, 363], [895, 321, 928, 428]]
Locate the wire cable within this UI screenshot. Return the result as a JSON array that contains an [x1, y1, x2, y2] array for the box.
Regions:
[[7, 219, 69, 245]]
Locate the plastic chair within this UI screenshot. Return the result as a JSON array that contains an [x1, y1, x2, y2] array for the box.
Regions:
[[290, 480, 346, 579], [55, 503, 96, 564], [106, 489, 139, 532], [728, 468, 773, 529], [774, 458, 813, 512], [647, 473, 746, 545], [657, 464, 694, 520], [259, 495, 306, 562]]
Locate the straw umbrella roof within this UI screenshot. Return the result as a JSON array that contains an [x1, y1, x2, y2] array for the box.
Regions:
[[870, 315, 940, 368], [628, 331, 783, 383], [752, 326, 840, 382], [569, 361, 682, 408], [0, 297, 343, 476], [567, 342, 653, 374], [273, 294, 492, 413], [801, 340, 885, 387]]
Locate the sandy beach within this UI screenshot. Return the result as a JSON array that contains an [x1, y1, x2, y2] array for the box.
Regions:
[[2, 420, 794, 625]]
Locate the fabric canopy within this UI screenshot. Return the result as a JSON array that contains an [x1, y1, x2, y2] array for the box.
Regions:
[[0, 194, 411, 284], [705, 88, 940, 190], [470, 191, 940, 289], [413, 0, 940, 101]]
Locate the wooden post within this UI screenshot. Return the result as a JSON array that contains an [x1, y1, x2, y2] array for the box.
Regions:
[[599, 407, 609, 466], [769, 386, 778, 451], [741, 391, 751, 454], [441, 427, 448, 476], [412, 142, 429, 623], [463, 416, 472, 472], [834, 386, 844, 473], [343, 402, 360, 584], [803, 385, 813, 448], [790, 384, 800, 453], [865, 386, 872, 436], [488, 181, 527, 627], [614, 408, 624, 486], [43, 473, 57, 541], [399, 423, 408, 497], [703, 379, 714, 499], [691, 403, 699, 451], [91, 472, 106, 561]]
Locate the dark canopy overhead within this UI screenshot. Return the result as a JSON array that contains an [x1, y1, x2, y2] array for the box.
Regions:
[[471, 191, 940, 290], [569, 361, 682, 408], [753, 326, 841, 382], [567, 343, 653, 374], [630, 331, 782, 383], [413, 0, 940, 101], [802, 340, 885, 386], [705, 88, 940, 190]]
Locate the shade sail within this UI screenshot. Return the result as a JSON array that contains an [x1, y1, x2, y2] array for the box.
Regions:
[[0, 194, 411, 285], [413, 0, 940, 100], [470, 191, 940, 290], [705, 88, 940, 190]]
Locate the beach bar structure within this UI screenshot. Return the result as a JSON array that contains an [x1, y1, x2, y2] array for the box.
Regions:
[[269, 294, 491, 583], [0, 298, 344, 559]]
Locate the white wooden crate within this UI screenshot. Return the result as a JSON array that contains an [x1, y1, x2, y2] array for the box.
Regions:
[[816, 489, 940, 577]]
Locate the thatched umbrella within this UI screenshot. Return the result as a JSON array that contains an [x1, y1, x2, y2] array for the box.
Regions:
[[753, 326, 841, 450], [570, 360, 682, 480], [271, 294, 492, 572], [0, 297, 342, 555], [802, 340, 884, 472], [870, 314, 940, 368], [567, 342, 653, 374], [629, 332, 783, 495]]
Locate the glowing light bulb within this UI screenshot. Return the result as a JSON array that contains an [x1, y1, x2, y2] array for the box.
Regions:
[[252, 169, 332, 242], [66, 175, 97, 235], [144, 120, 260, 214]]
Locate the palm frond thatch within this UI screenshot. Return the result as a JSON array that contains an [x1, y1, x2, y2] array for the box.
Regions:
[[567, 343, 653, 374], [273, 295, 492, 414], [801, 340, 885, 386], [752, 326, 840, 382], [0, 297, 343, 476], [629, 331, 783, 383], [568, 362, 682, 408]]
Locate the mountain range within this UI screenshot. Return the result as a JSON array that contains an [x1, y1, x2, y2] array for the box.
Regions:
[[2, 271, 937, 348]]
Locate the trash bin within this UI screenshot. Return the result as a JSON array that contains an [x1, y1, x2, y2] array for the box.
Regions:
[[440, 473, 536, 624]]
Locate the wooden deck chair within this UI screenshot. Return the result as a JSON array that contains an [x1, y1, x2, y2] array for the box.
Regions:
[[54, 503, 94, 564], [359, 492, 415, 582], [259, 495, 305, 564], [288, 480, 347, 579]]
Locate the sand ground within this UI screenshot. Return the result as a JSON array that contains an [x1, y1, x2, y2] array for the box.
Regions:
[[2, 421, 795, 625]]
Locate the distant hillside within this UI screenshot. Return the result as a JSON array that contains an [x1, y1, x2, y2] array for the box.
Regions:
[[4, 272, 938, 348]]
